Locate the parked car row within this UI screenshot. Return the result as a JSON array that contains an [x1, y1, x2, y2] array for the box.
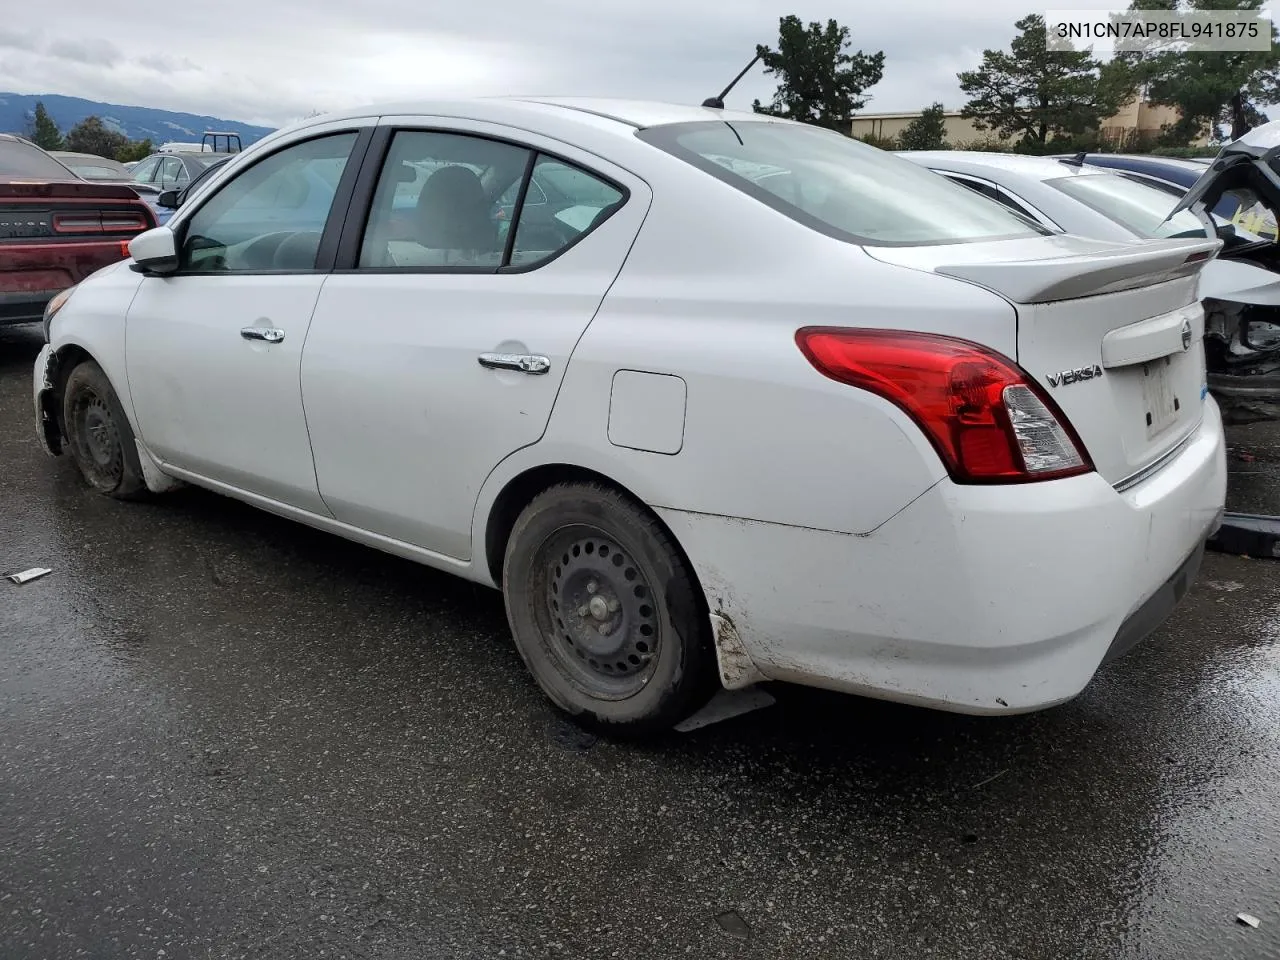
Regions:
[[31, 99, 1231, 736]]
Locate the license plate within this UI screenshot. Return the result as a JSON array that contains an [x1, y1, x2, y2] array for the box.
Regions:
[[1142, 358, 1179, 437]]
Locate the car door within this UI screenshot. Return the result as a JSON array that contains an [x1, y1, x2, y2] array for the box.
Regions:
[[125, 121, 373, 513], [301, 120, 651, 560]]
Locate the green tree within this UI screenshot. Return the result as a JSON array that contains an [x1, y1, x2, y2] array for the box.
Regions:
[[1117, 0, 1278, 143], [958, 14, 1128, 148], [63, 116, 129, 160], [751, 15, 885, 131], [25, 101, 64, 151], [897, 103, 951, 150], [116, 138, 154, 163]]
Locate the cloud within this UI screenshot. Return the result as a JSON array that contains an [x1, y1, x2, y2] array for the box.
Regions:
[[45, 37, 123, 67], [0, 0, 1212, 128]]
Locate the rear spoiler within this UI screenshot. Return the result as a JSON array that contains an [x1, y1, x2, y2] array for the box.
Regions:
[[932, 237, 1222, 304], [0, 180, 146, 201]]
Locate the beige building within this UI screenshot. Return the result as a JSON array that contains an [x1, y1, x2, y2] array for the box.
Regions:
[[849, 98, 1207, 147]]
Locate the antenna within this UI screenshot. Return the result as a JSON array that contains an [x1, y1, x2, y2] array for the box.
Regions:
[[702, 53, 763, 109], [1059, 151, 1087, 167]]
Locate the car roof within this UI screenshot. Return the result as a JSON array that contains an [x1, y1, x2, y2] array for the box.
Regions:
[[290, 97, 796, 135]]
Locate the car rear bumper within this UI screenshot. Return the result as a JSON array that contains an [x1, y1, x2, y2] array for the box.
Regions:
[[657, 400, 1228, 714], [0, 289, 57, 325], [1, 239, 130, 325]]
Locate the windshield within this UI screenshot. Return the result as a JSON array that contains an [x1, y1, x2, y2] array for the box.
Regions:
[[636, 120, 1048, 247], [1045, 173, 1210, 240], [0, 139, 75, 179]]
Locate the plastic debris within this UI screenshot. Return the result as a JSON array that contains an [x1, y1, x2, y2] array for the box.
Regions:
[[7, 567, 52, 585], [715, 910, 751, 939], [1237, 913, 1261, 928], [675, 687, 776, 733]]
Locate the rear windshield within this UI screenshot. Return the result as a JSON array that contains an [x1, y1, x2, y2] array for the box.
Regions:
[[635, 120, 1048, 246], [0, 139, 75, 179], [67, 161, 123, 181], [1045, 172, 1210, 240]]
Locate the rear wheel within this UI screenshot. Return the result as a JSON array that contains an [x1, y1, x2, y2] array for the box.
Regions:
[[502, 482, 716, 734], [62, 359, 148, 500]]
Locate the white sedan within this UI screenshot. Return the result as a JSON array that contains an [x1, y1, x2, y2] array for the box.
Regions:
[[33, 99, 1227, 733]]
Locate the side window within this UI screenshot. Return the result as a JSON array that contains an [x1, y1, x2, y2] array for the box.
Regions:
[[158, 157, 184, 187], [944, 174, 998, 202], [180, 132, 358, 273], [994, 188, 1047, 226], [508, 156, 624, 267], [359, 131, 531, 269], [131, 157, 160, 184]]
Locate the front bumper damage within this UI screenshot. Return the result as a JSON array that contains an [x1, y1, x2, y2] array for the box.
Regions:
[[32, 343, 63, 456]]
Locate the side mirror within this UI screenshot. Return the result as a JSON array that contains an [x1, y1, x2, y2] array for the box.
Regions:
[[128, 227, 179, 274], [157, 189, 181, 209]]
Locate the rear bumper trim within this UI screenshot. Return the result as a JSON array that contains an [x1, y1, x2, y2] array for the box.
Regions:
[[1102, 541, 1204, 665], [1113, 421, 1201, 493]]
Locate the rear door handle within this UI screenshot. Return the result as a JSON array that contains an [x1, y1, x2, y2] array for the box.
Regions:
[[241, 326, 286, 343], [478, 353, 551, 375]]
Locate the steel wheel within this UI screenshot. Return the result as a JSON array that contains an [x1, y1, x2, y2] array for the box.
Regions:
[[61, 359, 149, 500], [537, 526, 661, 700], [69, 388, 125, 489], [503, 481, 717, 734]]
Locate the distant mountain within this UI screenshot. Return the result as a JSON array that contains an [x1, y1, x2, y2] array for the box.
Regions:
[[0, 93, 276, 147]]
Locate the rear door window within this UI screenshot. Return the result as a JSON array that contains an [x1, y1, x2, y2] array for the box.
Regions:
[[356, 130, 626, 271], [637, 120, 1048, 246]]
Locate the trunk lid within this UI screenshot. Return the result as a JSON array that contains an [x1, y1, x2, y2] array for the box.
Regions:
[[0, 179, 155, 244], [865, 233, 1220, 487]]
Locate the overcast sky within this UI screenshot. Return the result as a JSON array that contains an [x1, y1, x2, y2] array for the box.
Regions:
[[0, 1, 1260, 128]]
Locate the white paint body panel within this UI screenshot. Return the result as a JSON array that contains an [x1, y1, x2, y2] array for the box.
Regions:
[[658, 402, 1226, 713], [126, 274, 330, 514], [36, 98, 1231, 718], [608, 371, 686, 455]]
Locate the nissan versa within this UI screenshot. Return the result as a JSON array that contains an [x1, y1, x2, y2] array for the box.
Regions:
[[33, 98, 1228, 733]]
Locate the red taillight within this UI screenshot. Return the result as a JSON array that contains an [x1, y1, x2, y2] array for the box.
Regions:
[[52, 211, 149, 234], [795, 327, 1093, 484]]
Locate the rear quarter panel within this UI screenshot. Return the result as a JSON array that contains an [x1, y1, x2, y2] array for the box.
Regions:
[[473, 165, 1022, 571]]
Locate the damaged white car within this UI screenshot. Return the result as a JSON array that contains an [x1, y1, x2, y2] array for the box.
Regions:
[[34, 99, 1226, 734]]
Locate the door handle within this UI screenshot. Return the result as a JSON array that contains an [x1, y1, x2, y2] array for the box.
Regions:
[[478, 353, 551, 375], [241, 326, 286, 343]]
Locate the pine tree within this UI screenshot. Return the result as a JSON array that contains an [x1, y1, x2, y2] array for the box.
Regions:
[[26, 102, 64, 151]]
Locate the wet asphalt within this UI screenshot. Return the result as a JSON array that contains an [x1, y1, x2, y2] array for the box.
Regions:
[[2, 322, 1280, 960]]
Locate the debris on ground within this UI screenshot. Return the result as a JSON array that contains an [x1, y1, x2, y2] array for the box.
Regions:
[[1237, 913, 1261, 928], [6, 567, 52, 585], [715, 910, 752, 939], [675, 687, 777, 733], [970, 770, 1009, 790]]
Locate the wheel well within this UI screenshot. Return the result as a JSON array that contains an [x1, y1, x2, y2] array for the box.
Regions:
[[484, 464, 700, 605]]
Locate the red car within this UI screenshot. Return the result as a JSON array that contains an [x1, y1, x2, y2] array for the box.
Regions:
[[0, 133, 155, 327]]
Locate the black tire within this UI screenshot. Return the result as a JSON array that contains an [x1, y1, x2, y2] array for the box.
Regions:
[[502, 482, 717, 735], [62, 359, 149, 500]]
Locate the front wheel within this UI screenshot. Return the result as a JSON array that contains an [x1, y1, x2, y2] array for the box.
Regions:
[[502, 482, 716, 734], [62, 359, 149, 500]]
